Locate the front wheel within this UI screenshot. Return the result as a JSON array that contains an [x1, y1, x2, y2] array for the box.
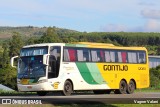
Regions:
[[61, 80, 73, 96]]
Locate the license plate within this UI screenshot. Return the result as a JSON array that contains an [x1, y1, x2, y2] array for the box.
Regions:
[[27, 86, 32, 89]]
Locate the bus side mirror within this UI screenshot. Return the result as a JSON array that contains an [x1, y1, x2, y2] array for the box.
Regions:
[[11, 56, 18, 68], [43, 54, 49, 65]]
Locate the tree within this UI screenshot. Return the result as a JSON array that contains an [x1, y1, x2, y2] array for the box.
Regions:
[[9, 32, 24, 57], [2, 41, 10, 68], [157, 46, 160, 55], [0, 35, 20, 90], [0, 65, 17, 90], [26, 36, 39, 45], [150, 66, 160, 88], [38, 27, 61, 43]]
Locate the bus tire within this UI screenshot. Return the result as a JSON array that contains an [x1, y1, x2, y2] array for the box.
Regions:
[[37, 91, 47, 96], [62, 80, 73, 96], [127, 80, 135, 94], [114, 80, 127, 94]]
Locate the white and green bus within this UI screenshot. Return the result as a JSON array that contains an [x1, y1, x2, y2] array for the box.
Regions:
[[11, 42, 149, 96]]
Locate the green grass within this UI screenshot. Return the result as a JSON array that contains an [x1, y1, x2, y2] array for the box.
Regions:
[[135, 88, 160, 93], [0, 90, 36, 96]]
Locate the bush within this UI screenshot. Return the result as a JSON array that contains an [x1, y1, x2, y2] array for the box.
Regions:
[[0, 65, 17, 90], [150, 65, 160, 89]]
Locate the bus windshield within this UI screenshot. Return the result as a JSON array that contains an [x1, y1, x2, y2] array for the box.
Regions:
[[20, 46, 48, 56], [18, 55, 46, 79]]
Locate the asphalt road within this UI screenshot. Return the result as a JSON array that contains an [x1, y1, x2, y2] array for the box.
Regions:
[[0, 92, 160, 104]]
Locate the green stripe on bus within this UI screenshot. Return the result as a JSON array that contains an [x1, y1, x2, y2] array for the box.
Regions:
[[76, 63, 98, 84], [65, 44, 77, 46], [86, 63, 105, 84], [75, 44, 87, 47], [65, 44, 86, 47]]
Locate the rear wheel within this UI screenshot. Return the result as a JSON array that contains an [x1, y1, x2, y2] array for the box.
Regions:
[[114, 80, 127, 94], [127, 80, 135, 94], [37, 91, 47, 96], [61, 80, 73, 96]]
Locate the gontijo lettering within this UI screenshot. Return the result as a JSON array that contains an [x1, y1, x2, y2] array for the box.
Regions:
[[103, 65, 128, 71]]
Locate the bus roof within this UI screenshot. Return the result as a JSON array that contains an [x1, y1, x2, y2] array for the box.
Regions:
[[69, 42, 147, 51], [74, 42, 115, 47], [22, 43, 65, 48], [22, 42, 147, 51]]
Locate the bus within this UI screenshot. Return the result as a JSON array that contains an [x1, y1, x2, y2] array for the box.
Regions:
[[11, 42, 149, 96]]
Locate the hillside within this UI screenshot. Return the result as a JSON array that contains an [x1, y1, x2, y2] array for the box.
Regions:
[[0, 26, 78, 39], [1, 26, 160, 55]]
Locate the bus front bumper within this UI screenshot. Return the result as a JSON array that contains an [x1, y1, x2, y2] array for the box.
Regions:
[[17, 82, 60, 92]]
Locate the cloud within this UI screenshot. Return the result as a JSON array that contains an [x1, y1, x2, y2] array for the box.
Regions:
[[141, 9, 160, 19], [100, 24, 145, 32], [138, 2, 155, 6], [144, 19, 160, 32], [101, 19, 160, 32], [100, 24, 127, 32]]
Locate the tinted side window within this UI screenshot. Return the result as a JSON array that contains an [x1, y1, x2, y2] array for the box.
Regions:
[[128, 51, 137, 63], [77, 49, 84, 61], [91, 49, 99, 62], [138, 51, 146, 63], [63, 48, 76, 62], [104, 50, 116, 62], [63, 47, 91, 62], [83, 49, 91, 62], [117, 51, 127, 63]]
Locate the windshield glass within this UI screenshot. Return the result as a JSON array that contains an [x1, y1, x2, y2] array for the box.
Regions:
[[20, 46, 48, 56], [18, 55, 46, 79]]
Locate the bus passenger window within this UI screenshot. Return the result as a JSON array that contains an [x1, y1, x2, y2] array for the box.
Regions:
[[128, 52, 137, 63], [64, 49, 69, 61], [91, 50, 98, 62], [77, 50, 84, 61], [96, 50, 104, 62], [118, 52, 122, 62], [83, 49, 90, 62], [138, 52, 146, 63], [110, 51, 116, 62], [68, 49, 76, 61], [104, 51, 111, 62], [100, 50, 105, 62], [121, 52, 127, 63]]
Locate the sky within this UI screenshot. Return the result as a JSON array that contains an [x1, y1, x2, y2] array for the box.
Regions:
[[0, 0, 160, 32]]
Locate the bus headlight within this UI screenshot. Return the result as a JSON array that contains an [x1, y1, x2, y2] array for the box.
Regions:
[[38, 79, 48, 84]]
